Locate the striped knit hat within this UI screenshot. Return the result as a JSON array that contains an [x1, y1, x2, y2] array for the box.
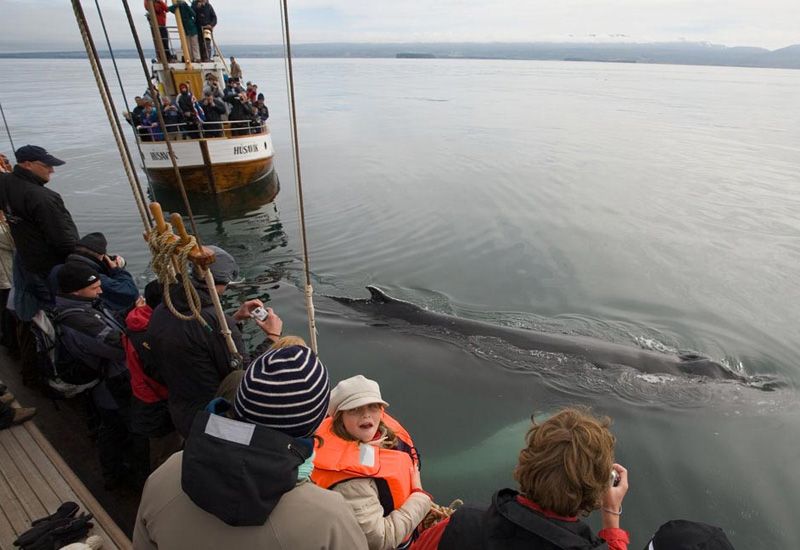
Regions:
[[234, 345, 330, 438]]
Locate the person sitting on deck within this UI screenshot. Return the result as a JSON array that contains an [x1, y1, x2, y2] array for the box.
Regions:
[[145, 0, 173, 61], [313, 375, 432, 550], [145, 245, 283, 439], [124, 280, 182, 471], [411, 407, 630, 550], [49, 232, 139, 313], [167, 0, 200, 62], [54, 262, 145, 490], [199, 91, 226, 138], [133, 345, 369, 549]]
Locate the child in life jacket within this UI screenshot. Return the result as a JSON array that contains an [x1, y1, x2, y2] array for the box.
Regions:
[[313, 375, 432, 550]]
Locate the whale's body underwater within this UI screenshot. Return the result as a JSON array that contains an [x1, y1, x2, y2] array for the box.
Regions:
[[337, 286, 747, 382]]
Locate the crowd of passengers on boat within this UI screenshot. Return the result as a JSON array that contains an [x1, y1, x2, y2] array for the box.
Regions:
[[0, 146, 737, 549]]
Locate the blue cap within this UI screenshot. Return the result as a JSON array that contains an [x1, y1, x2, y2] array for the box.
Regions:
[[14, 145, 65, 166]]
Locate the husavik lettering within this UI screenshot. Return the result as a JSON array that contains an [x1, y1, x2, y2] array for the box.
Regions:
[[234, 144, 259, 155], [150, 151, 170, 161]]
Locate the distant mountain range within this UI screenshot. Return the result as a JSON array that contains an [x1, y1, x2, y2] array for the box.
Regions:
[[2, 42, 799, 69]]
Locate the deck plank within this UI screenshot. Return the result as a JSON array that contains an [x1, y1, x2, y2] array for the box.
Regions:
[[6, 423, 130, 550], [0, 466, 30, 546], [0, 436, 48, 522], [0, 429, 61, 514]]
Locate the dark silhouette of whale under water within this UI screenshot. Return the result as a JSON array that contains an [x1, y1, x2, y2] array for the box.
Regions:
[[337, 286, 753, 383]]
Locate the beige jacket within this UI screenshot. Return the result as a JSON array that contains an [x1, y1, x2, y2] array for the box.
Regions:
[[333, 478, 432, 550], [0, 222, 13, 290], [133, 452, 369, 550]]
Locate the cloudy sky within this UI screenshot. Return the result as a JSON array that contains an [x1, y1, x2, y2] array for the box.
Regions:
[[2, 0, 798, 52]]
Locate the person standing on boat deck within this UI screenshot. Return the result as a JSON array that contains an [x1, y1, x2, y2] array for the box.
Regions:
[[54, 262, 145, 490], [133, 345, 369, 550], [146, 245, 283, 439], [159, 95, 183, 139], [202, 72, 223, 99], [145, 0, 173, 61], [0, 145, 78, 386], [191, 0, 217, 62], [124, 280, 182, 471], [177, 83, 200, 139], [411, 408, 630, 550], [167, 0, 200, 62], [49, 232, 139, 313], [255, 93, 269, 123], [200, 91, 226, 137], [227, 91, 256, 137], [229, 56, 242, 80]]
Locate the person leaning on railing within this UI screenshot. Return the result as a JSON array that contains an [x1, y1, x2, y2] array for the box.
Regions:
[[199, 91, 226, 138]]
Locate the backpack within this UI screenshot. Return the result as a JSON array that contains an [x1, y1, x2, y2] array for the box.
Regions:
[[30, 309, 100, 399]]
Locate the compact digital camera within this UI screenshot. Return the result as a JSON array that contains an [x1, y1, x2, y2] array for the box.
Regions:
[[251, 306, 269, 322]]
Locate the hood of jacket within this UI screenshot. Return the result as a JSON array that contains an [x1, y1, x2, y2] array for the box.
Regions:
[[125, 304, 153, 332], [181, 406, 312, 527], [166, 277, 215, 314]]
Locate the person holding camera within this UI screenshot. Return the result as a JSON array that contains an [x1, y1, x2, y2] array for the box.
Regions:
[[199, 91, 226, 137], [412, 408, 630, 550], [146, 245, 284, 439], [49, 232, 139, 313]]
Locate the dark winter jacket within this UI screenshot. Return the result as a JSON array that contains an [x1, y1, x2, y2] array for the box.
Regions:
[[191, 0, 216, 28], [146, 280, 245, 438], [54, 294, 129, 410], [436, 490, 611, 550], [50, 252, 139, 312], [167, 1, 198, 36], [0, 166, 79, 276], [200, 97, 226, 123]]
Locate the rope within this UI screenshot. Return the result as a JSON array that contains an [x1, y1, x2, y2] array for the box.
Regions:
[[92, 0, 156, 201], [146, 226, 209, 328], [0, 103, 15, 152], [70, 0, 152, 232], [279, 0, 319, 353], [421, 499, 464, 530]]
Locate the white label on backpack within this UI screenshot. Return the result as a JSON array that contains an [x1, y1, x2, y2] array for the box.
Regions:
[[359, 443, 376, 467], [205, 414, 255, 446]]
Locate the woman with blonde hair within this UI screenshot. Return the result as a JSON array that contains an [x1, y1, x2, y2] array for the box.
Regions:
[[412, 407, 629, 550]]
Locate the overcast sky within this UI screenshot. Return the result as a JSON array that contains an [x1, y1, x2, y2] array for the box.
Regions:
[[2, 0, 798, 52]]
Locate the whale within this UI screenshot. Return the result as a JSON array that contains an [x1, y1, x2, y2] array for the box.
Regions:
[[335, 286, 747, 382]]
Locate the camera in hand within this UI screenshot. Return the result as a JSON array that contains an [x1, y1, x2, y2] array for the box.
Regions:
[[251, 306, 269, 322], [610, 470, 620, 487]]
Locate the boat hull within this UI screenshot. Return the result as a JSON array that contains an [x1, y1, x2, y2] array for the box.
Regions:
[[139, 131, 275, 193]]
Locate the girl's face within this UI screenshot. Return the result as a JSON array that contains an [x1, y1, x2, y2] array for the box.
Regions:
[[342, 403, 384, 443]]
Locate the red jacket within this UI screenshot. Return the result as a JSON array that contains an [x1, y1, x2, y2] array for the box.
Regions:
[[124, 305, 168, 403], [146, 0, 168, 26]]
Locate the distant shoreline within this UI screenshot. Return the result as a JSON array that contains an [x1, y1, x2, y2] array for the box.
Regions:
[[1, 41, 798, 70]]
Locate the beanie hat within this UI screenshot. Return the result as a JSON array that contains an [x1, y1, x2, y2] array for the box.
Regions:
[[58, 263, 100, 294], [645, 520, 735, 550], [192, 245, 240, 285], [77, 232, 108, 255], [328, 374, 389, 416], [143, 280, 162, 309], [234, 346, 330, 438]]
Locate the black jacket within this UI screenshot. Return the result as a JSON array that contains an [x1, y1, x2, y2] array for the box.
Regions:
[[182, 404, 310, 526], [0, 166, 79, 276], [191, 1, 217, 29], [439, 489, 609, 550], [146, 280, 245, 438], [54, 294, 129, 410], [200, 97, 226, 123]]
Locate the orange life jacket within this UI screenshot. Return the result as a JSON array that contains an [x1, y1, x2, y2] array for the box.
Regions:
[[312, 412, 420, 515]]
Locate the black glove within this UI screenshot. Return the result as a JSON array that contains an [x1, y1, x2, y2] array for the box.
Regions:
[[13, 509, 93, 550], [30, 501, 79, 526]]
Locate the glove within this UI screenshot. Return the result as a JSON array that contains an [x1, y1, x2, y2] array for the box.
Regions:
[[30, 502, 79, 527], [14, 504, 79, 548], [19, 513, 94, 550]]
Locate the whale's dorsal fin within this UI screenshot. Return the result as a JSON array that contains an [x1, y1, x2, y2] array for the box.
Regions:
[[367, 285, 393, 303]]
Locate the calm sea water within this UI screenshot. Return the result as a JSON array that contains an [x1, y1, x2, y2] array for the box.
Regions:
[[2, 58, 799, 547]]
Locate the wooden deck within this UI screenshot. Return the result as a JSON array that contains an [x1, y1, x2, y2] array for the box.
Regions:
[[0, 411, 131, 550]]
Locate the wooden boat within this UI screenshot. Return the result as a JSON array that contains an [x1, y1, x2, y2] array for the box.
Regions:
[[133, 7, 275, 194]]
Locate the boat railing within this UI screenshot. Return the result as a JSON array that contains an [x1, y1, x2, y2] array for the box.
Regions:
[[133, 119, 269, 143]]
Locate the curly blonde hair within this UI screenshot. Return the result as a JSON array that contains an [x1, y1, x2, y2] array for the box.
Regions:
[[513, 408, 615, 517]]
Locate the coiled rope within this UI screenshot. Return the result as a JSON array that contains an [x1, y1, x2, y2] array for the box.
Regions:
[[146, 223, 208, 328]]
